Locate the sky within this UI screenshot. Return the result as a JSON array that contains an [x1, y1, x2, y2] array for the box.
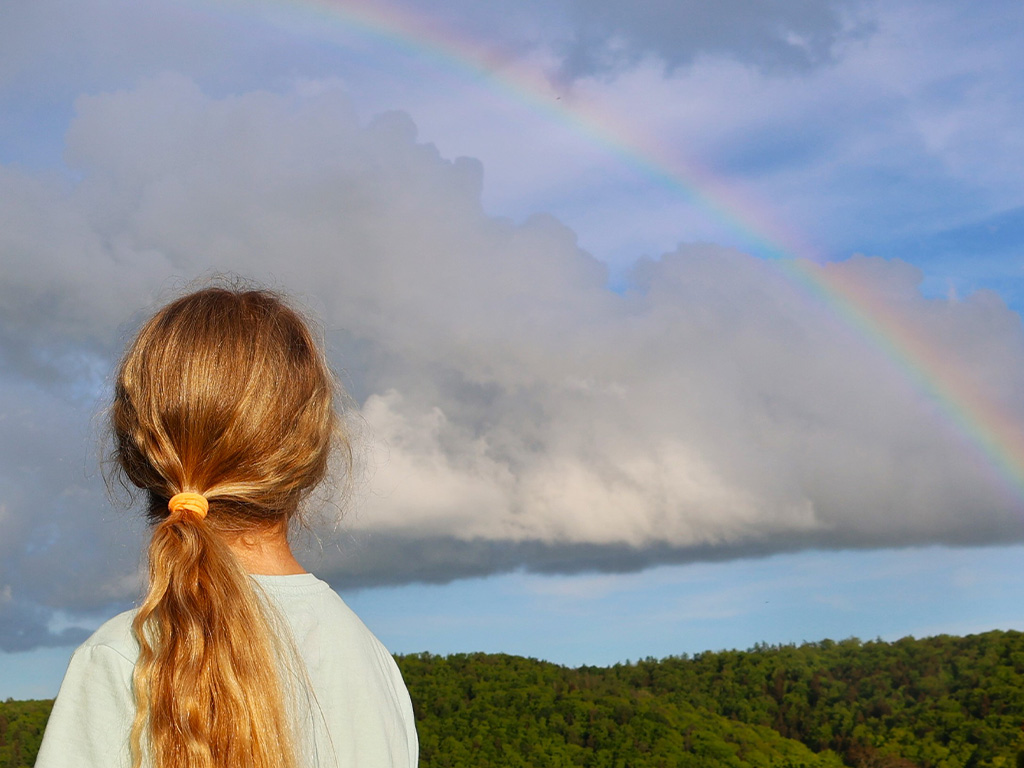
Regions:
[[2, 0, 1024, 699]]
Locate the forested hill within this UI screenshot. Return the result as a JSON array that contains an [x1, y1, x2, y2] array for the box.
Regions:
[[4, 630, 1024, 767]]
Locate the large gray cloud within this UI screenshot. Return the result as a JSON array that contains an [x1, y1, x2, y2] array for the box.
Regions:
[[2, 76, 1023, 650]]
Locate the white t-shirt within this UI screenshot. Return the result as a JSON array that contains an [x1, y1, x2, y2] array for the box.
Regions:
[[35, 573, 419, 768]]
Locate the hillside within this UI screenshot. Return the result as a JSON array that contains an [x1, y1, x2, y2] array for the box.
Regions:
[[399, 651, 842, 767], [5, 630, 1024, 767]]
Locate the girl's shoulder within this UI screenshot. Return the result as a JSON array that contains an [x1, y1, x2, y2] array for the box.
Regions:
[[75, 608, 139, 665]]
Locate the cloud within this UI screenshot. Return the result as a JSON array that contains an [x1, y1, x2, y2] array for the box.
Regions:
[[2, 76, 1024, 650]]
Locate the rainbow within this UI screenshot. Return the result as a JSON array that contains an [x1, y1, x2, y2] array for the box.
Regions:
[[212, 0, 1024, 500], [784, 261, 1024, 498]]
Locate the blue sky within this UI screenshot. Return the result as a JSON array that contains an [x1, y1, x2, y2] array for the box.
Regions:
[[3, 0, 1024, 700]]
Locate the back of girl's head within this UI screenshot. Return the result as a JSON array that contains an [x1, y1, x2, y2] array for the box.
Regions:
[[111, 285, 342, 768], [113, 286, 339, 527]]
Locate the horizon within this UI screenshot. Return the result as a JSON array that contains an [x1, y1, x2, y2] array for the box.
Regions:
[[7, 543, 1024, 700], [10, 602, 1024, 704]]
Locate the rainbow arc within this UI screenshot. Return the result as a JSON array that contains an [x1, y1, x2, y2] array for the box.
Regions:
[[215, 0, 1024, 501]]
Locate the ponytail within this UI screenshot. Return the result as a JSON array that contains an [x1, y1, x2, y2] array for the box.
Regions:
[[130, 502, 297, 768], [111, 286, 342, 768]]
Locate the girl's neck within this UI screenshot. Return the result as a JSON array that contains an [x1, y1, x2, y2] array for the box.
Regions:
[[224, 522, 306, 575]]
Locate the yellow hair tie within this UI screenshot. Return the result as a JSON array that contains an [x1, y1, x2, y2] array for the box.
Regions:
[[168, 492, 209, 520]]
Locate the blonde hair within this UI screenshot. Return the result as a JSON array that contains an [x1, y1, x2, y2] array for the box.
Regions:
[[110, 286, 343, 768]]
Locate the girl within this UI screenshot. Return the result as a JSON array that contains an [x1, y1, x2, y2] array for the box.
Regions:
[[35, 286, 418, 768]]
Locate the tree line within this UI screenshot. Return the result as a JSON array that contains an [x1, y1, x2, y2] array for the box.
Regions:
[[5, 629, 1024, 767]]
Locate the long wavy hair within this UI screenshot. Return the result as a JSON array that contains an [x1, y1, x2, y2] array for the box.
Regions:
[[110, 286, 344, 768]]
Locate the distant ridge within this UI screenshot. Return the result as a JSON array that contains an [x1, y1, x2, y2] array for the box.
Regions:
[[5, 630, 1024, 767]]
